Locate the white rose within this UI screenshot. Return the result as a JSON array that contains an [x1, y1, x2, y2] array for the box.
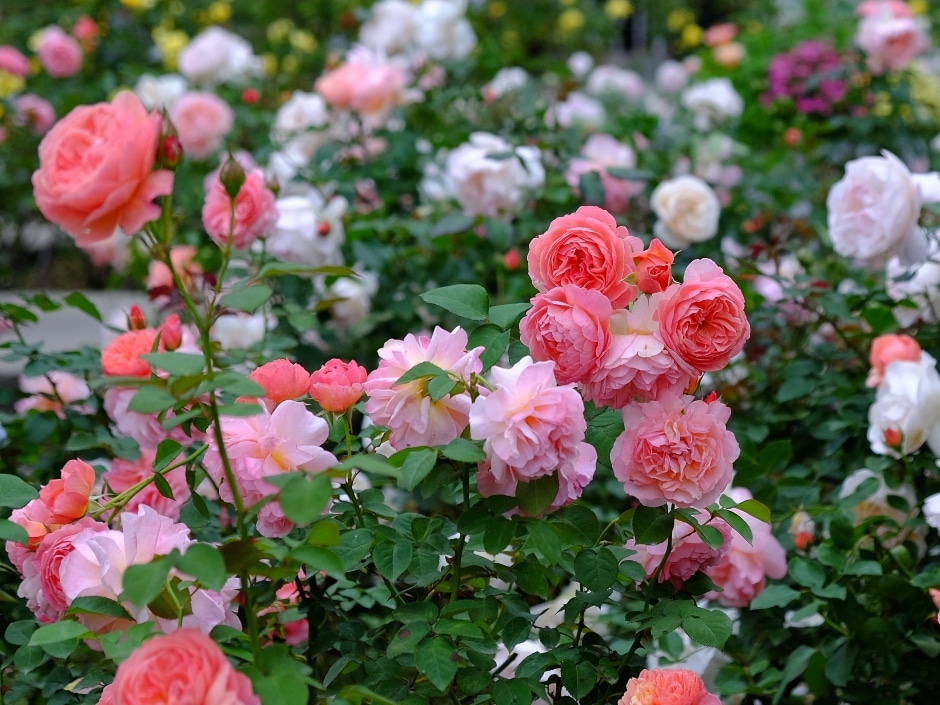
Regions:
[[585, 65, 645, 100], [482, 67, 528, 101], [445, 132, 544, 218], [358, 0, 418, 56], [924, 493, 940, 531], [838, 468, 925, 552], [566, 51, 594, 78], [654, 60, 689, 93], [886, 236, 940, 325], [327, 271, 379, 328], [211, 312, 268, 350], [266, 190, 347, 267], [271, 91, 329, 143], [134, 73, 188, 110], [650, 175, 721, 248], [414, 0, 477, 61], [680, 78, 743, 130], [867, 352, 940, 457], [548, 91, 605, 130], [178, 26, 263, 86]]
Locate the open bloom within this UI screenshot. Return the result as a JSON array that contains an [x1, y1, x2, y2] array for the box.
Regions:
[[619, 668, 721, 705], [202, 168, 278, 249], [867, 352, 940, 457], [855, 1, 927, 75], [37, 26, 83, 78], [14, 371, 90, 418], [650, 176, 721, 249], [309, 359, 368, 412], [248, 359, 311, 405], [565, 134, 645, 214], [169, 91, 234, 160]]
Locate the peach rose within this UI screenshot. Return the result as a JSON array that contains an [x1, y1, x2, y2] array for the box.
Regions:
[[527, 206, 641, 308], [105, 628, 259, 705], [202, 168, 278, 249], [37, 26, 83, 78], [32, 92, 174, 246], [611, 394, 739, 508], [657, 259, 750, 374], [101, 329, 160, 377], [309, 359, 368, 412], [619, 668, 720, 705], [867, 333, 921, 387], [249, 359, 311, 404], [520, 285, 612, 386], [169, 91, 235, 160], [633, 238, 674, 294], [39, 459, 96, 524]]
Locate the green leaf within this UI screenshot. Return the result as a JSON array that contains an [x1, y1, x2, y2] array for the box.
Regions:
[[484, 517, 516, 554], [526, 521, 561, 565], [289, 545, 345, 579], [773, 646, 817, 705], [579, 170, 605, 206], [255, 262, 357, 279], [716, 509, 753, 544], [431, 213, 475, 237], [397, 448, 439, 492], [750, 585, 801, 610], [215, 402, 265, 417], [333, 454, 400, 478], [211, 371, 267, 397], [734, 498, 771, 523], [28, 620, 93, 647], [436, 618, 484, 639], [5, 620, 36, 646], [374, 540, 413, 581], [393, 602, 439, 624], [219, 284, 273, 313], [428, 375, 457, 401], [279, 473, 333, 525], [517, 473, 559, 516], [140, 352, 205, 376], [177, 543, 229, 591], [121, 554, 175, 608], [632, 505, 674, 545], [63, 292, 102, 321], [395, 361, 449, 386], [574, 547, 619, 592], [66, 596, 133, 620], [561, 660, 595, 699], [153, 439, 184, 473], [682, 607, 733, 648], [441, 438, 486, 463], [127, 388, 177, 414], [604, 166, 654, 180], [415, 637, 458, 691], [420, 285, 489, 321], [0, 474, 39, 509], [824, 638, 857, 688], [387, 622, 431, 658], [249, 650, 313, 705], [488, 303, 531, 330], [844, 560, 883, 576]]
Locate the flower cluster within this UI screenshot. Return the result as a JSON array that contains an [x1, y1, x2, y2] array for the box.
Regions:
[[762, 40, 847, 115]]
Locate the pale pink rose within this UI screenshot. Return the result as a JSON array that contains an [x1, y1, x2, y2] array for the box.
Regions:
[[37, 26, 83, 78], [14, 371, 90, 418], [169, 90, 234, 160], [364, 327, 484, 450], [565, 134, 645, 215], [309, 359, 368, 413], [520, 285, 612, 386], [12, 94, 56, 135], [0, 45, 29, 76], [39, 459, 96, 525], [855, 2, 927, 75], [704, 488, 787, 607], [470, 357, 586, 481], [106, 628, 259, 705], [147, 245, 203, 305], [527, 205, 641, 308], [625, 512, 731, 590], [32, 92, 174, 246], [101, 329, 160, 377], [103, 448, 190, 521], [177, 26, 264, 86], [611, 395, 739, 507], [249, 359, 311, 405], [867, 333, 921, 387], [21, 518, 107, 623], [202, 168, 278, 249], [103, 387, 203, 448], [315, 46, 408, 127], [581, 297, 694, 408], [619, 668, 721, 705], [656, 259, 750, 374]]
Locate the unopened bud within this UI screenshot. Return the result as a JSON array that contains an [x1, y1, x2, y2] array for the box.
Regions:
[[783, 127, 802, 147], [503, 248, 521, 271], [219, 153, 246, 200], [128, 304, 147, 330], [703, 390, 718, 404], [317, 221, 331, 237], [242, 87, 260, 105], [157, 113, 183, 169], [160, 313, 182, 351], [884, 428, 903, 448]]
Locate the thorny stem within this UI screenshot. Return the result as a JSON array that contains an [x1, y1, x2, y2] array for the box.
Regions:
[[451, 465, 472, 604]]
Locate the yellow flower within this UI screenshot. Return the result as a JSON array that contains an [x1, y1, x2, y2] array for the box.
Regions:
[[488, 1, 506, 18], [208, 1, 232, 23], [910, 0, 926, 14], [120, 0, 156, 9], [0, 71, 24, 99], [604, 0, 632, 19], [153, 28, 189, 70], [262, 53, 278, 76], [681, 23, 702, 48], [289, 30, 317, 53], [267, 19, 293, 44], [282, 55, 301, 74], [558, 8, 585, 33], [872, 91, 892, 117], [666, 9, 695, 32]]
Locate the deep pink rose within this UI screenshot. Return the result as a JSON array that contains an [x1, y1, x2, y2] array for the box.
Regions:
[[32, 92, 173, 245], [309, 359, 368, 412], [0, 45, 29, 76], [202, 168, 278, 249], [611, 394, 739, 507], [656, 259, 750, 374], [169, 91, 234, 160], [528, 206, 641, 308], [520, 285, 612, 386], [37, 26, 83, 78], [106, 629, 260, 705], [249, 359, 311, 404], [619, 668, 721, 705]]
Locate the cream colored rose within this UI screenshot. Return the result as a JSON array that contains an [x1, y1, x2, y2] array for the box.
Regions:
[[650, 175, 721, 248]]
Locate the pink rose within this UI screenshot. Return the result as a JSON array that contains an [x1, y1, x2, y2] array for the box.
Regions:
[[103, 387, 204, 448], [855, 2, 927, 74], [527, 205, 641, 308], [867, 333, 921, 387], [0, 45, 29, 76], [315, 47, 408, 127], [705, 489, 787, 607], [101, 329, 160, 377], [169, 91, 234, 160], [625, 512, 731, 590], [72, 16, 99, 50], [202, 168, 278, 249], [32, 92, 174, 246], [106, 629, 259, 705], [619, 668, 721, 705], [103, 448, 190, 521], [656, 259, 750, 374], [37, 26, 83, 78], [565, 134, 646, 214], [12, 94, 56, 135], [309, 359, 368, 413], [611, 395, 739, 508], [248, 359, 311, 404], [633, 239, 674, 294], [147, 245, 203, 304], [14, 370, 90, 418], [364, 327, 483, 450], [520, 285, 612, 386]]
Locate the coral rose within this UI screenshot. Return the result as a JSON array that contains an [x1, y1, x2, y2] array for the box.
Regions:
[[527, 205, 641, 308], [39, 459, 96, 524], [101, 329, 160, 377], [519, 285, 612, 386], [633, 239, 674, 294], [309, 359, 368, 412], [32, 92, 174, 246], [611, 394, 739, 508], [105, 628, 259, 705], [37, 26, 83, 78], [867, 333, 921, 387], [249, 359, 311, 405], [656, 259, 750, 374], [202, 168, 278, 249], [619, 668, 720, 705]]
